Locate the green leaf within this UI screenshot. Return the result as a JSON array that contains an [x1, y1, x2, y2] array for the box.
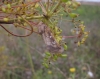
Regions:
[[7, 4, 11, 9], [61, 54, 67, 57], [53, 55, 58, 60], [63, 44, 68, 50], [2, 7, 6, 12], [69, 13, 79, 18], [45, 51, 51, 56], [43, 63, 49, 68], [66, 1, 71, 5]]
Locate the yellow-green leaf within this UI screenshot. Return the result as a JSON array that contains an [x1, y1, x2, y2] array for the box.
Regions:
[[69, 13, 79, 18]]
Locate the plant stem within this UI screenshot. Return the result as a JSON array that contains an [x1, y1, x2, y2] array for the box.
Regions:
[[39, 1, 47, 15], [50, 0, 62, 16], [25, 37, 37, 79], [0, 15, 44, 24]]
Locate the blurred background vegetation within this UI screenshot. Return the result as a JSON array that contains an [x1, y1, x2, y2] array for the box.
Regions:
[[0, 3, 100, 79]]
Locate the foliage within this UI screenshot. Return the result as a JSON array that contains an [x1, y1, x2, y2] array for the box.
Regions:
[[0, 0, 89, 66], [0, 2, 100, 79]]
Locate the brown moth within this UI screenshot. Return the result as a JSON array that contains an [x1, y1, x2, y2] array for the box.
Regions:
[[38, 22, 64, 53]]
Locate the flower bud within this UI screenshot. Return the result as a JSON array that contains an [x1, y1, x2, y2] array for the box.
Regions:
[[3, 18, 9, 22]]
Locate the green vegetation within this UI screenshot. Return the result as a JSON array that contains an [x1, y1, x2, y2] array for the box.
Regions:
[[76, 5, 100, 23], [0, 1, 100, 79]]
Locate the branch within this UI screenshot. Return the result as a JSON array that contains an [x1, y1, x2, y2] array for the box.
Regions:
[[50, 0, 62, 16], [0, 15, 44, 24], [0, 24, 33, 37], [39, 1, 47, 15]]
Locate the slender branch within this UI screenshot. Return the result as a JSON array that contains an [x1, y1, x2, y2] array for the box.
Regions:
[[15, 24, 39, 34], [50, 0, 62, 16], [12, 0, 41, 8], [0, 15, 44, 24], [63, 35, 77, 38], [20, 15, 34, 32], [0, 24, 33, 37], [39, 1, 47, 15], [46, 0, 50, 12]]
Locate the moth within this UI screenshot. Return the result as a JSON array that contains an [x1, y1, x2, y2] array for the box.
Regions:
[[38, 22, 64, 53]]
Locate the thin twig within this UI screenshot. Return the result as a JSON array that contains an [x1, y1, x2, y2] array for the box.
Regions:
[[0, 24, 33, 37], [39, 1, 47, 15]]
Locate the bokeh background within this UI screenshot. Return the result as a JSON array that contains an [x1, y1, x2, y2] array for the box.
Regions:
[[0, 1, 100, 79]]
